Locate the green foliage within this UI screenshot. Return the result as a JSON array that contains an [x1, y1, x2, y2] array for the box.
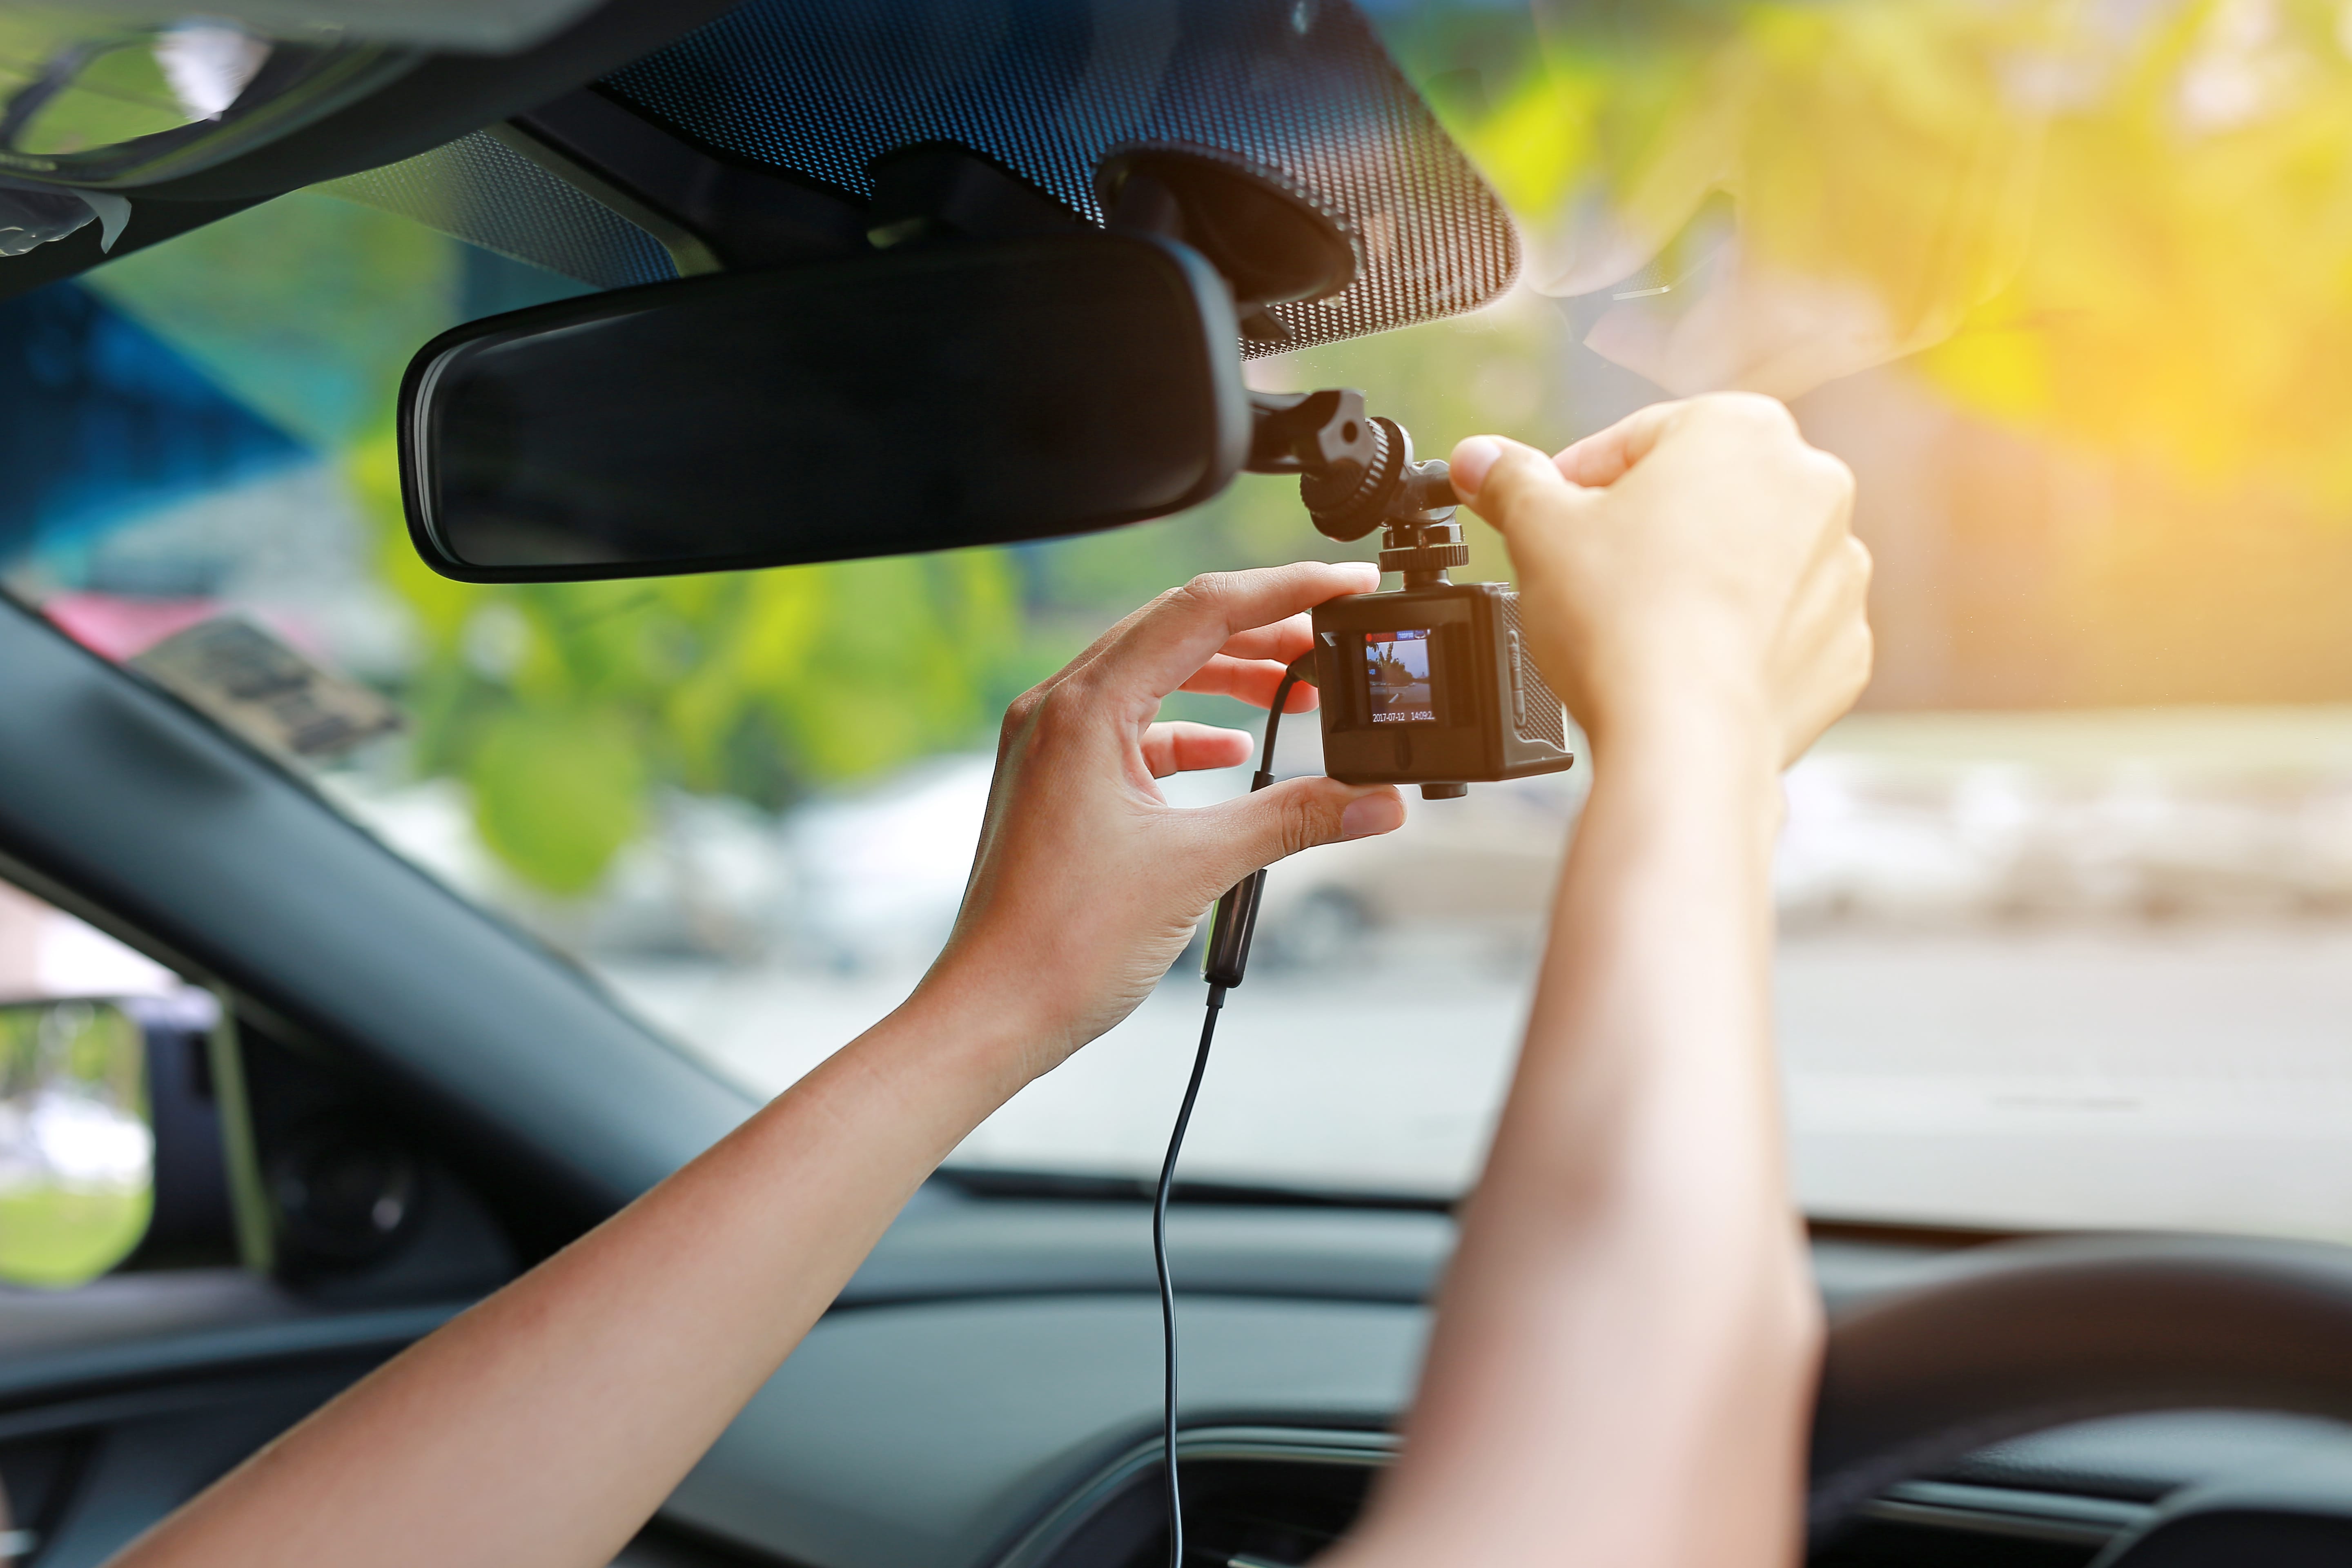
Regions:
[[29, 0, 2352, 897], [0, 1189, 153, 1290], [85, 185, 1059, 896], [10, 39, 183, 154], [0, 17, 195, 157], [1409, 0, 2352, 504], [351, 433, 1036, 891], [0, 1000, 143, 1107], [466, 706, 647, 895], [1913, 0, 2352, 503], [0, 1002, 151, 1290], [47, 89, 1576, 900]]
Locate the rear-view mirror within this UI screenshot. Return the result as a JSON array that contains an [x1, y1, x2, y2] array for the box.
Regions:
[[399, 232, 1252, 581]]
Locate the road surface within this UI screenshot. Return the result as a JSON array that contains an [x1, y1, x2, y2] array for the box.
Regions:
[[604, 922, 2352, 1245]]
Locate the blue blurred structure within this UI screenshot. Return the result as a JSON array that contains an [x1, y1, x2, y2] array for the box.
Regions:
[[0, 282, 309, 564]]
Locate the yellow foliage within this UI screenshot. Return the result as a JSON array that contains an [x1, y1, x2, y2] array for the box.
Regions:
[[1445, 0, 2352, 500]]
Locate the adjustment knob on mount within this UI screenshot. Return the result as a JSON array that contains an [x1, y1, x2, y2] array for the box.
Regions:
[[1378, 517, 1470, 579], [1301, 414, 1400, 541]]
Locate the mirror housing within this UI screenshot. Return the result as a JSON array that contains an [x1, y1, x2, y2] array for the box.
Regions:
[[399, 230, 1250, 582]]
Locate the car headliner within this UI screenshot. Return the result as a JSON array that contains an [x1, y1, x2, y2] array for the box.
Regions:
[[0, 0, 739, 302], [4, 0, 1520, 360]]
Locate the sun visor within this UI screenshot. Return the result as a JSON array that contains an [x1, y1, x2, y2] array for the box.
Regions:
[[0, 16, 419, 190], [594, 0, 1521, 354], [43, 2, 608, 54], [0, 1, 641, 194]]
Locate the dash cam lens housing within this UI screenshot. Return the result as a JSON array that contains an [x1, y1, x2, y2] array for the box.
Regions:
[[1311, 581, 1572, 790]]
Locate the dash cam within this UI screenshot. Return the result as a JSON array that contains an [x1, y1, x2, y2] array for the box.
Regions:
[[1246, 390, 1575, 800]]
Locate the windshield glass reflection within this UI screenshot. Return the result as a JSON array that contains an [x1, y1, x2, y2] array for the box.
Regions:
[[4, 0, 2352, 1240]]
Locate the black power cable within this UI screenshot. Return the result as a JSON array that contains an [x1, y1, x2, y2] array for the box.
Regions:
[[1153, 989, 1220, 1568], [1155, 656, 1312, 1568]]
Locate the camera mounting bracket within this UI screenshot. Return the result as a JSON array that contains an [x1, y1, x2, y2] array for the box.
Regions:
[[1244, 388, 1464, 582], [864, 142, 1086, 248]]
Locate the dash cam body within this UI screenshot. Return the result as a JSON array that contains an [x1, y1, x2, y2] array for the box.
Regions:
[[1312, 580, 1570, 796], [1206, 390, 1579, 989], [1246, 388, 1576, 800]]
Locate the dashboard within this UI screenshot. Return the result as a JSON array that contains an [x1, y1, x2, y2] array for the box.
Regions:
[[12, 1186, 2352, 1568]]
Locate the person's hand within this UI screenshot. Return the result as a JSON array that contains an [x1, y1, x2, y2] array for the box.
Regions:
[[916, 563, 1408, 1082], [1448, 393, 1871, 766]]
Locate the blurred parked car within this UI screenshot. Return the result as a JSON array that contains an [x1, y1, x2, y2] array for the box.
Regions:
[[1777, 710, 2352, 928], [779, 751, 1586, 975], [1251, 770, 1583, 967]]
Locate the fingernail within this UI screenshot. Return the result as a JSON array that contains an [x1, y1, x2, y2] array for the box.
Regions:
[[1340, 793, 1404, 840], [1448, 436, 1502, 498]]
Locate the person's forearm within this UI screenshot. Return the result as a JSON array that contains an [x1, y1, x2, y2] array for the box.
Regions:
[[1346, 697, 1821, 1568], [97, 561, 1400, 1568], [111, 974, 1032, 1568]]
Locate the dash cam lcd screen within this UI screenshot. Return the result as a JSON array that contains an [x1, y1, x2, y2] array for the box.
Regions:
[[1364, 628, 1439, 723]]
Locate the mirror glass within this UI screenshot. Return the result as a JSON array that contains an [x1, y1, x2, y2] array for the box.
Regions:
[[0, 999, 151, 1288], [403, 232, 1249, 581]]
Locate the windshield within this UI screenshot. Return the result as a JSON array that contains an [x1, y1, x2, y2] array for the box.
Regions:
[[6, 0, 2352, 1240]]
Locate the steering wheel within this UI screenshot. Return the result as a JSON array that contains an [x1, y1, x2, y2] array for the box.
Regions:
[[1811, 1235, 2352, 1564]]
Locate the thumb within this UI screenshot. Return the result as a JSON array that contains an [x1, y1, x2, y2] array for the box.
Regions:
[[1448, 434, 1587, 546], [1189, 776, 1405, 887]]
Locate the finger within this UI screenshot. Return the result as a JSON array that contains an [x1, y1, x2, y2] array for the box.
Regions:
[[1090, 561, 1378, 705], [1140, 722, 1255, 778], [1779, 617, 1875, 768], [1216, 612, 1316, 664], [1544, 401, 1689, 488], [1180, 655, 1323, 711], [1448, 436, 1586, 543], [1020, 594, 1163, 705], [1182, 775, 1406, 887]]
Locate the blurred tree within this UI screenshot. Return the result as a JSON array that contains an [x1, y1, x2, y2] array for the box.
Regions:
[[58, 0, 2352, 896], [0, 1001, 151, 1288], [1413, 0, 2352, 502], [1916, 0, 2352, 505], [73, 193, 1049, 897], [352, 431, 1032, 893]]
